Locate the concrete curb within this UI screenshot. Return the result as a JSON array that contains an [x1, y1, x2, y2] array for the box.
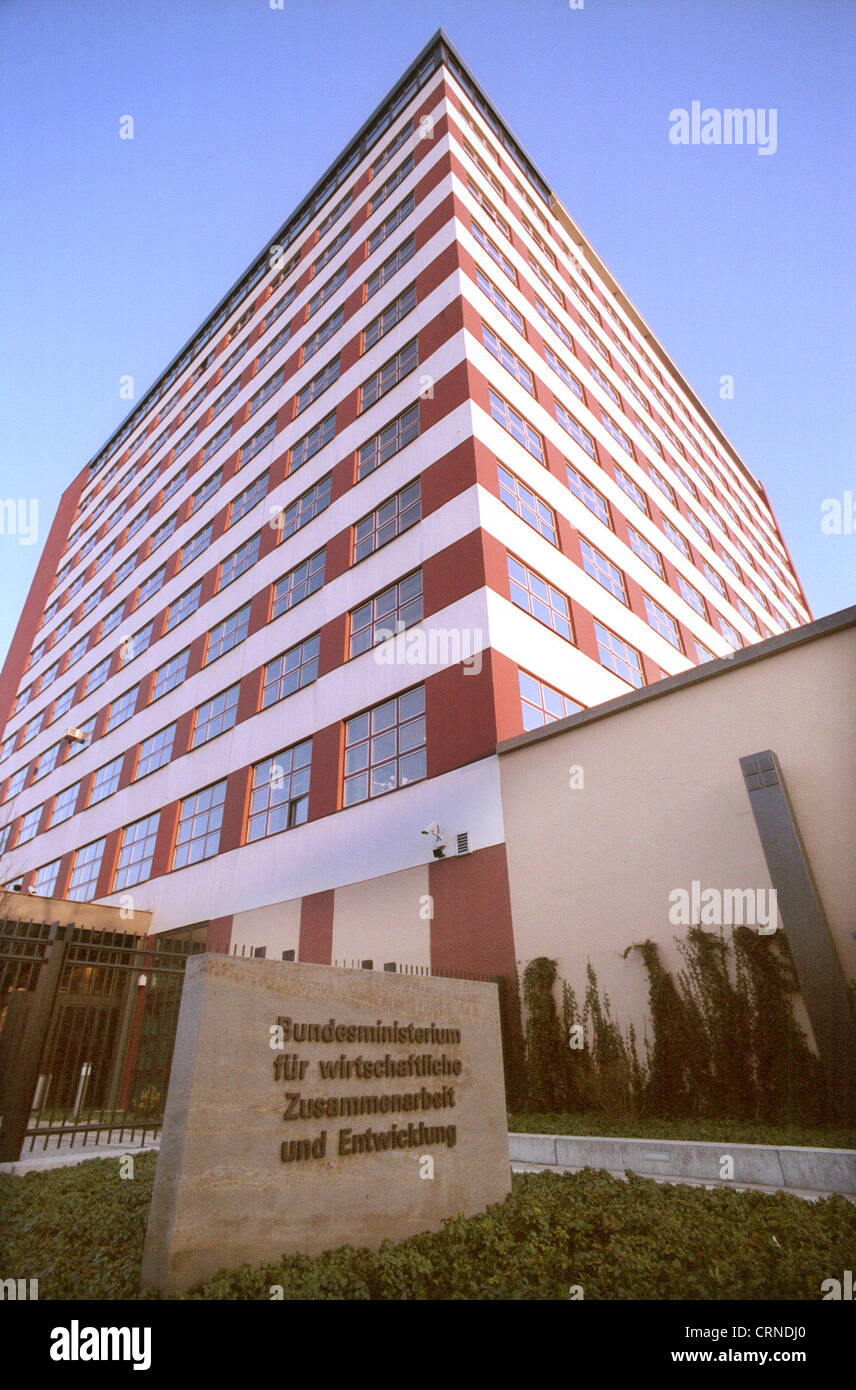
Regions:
[[509, 1133, 856, 1196], [0, 1142, 160, 1176]]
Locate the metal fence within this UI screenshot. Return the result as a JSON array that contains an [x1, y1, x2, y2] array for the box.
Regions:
[[0, 917, 204, 1161]]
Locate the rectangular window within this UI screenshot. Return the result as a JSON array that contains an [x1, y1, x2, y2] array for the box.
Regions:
[[247, 739, 312, 840], [498, 465, 557, 543], [206, 603, 251, 663], [643, 595, 682, 649], [179, 524, 213, 570], [662, 516, 691, 559], [306, 264, 348, 320], [301, 306, 344, 362], [719, 615, 742, 649], [113, 812, 160, 891], [64, 715, 96, 760], [192, 685, 239, 748], [489, 389, 543, 461], [649, 465, 676, 505], [289, 412, 336, 474], [229, 473, 269, 527], [350, 571, 422, 658], [136, 723, 176, 778], [295, 357, 341, 417], [507, 556, 572, 640], [735, 597, 758, 631], [85, 658, 111, 695], [565, 466, 610, 526], [272, 549, 325, 619], [3, 766, 27, 801], [528, 254, 562, 304], [686, 511, 711, 546], [593, 620, 644, 688], [202, 421, 233, 463], [471, 222, 515, 282], [677, 574, 707, 619], [255, 325, 291, 372], [519, 670, 583, 731], [105, 685, 138, 732], [555, 402, 595, 459], [367, 193, 414, 255], [192, 469, 222, 513], [589, 363, 620, 405], [372, 119, 413, 177], [343, 685, 426, 806], [16, 805, 42, 845], [634, 416, 663, 457], [32, 859, 62, 897], [363, 282, 417, 352], [219, 533, 260, 589], [275, 474, 332, 542], [247, 368, 284, 418], [536, 297, 573, 350], [601, 412, 633, 457], [482, 325, 533, 393], [172, 780, 227, 869], [627, 525, 664, 578], [49, 782, 79, 828], [89, 754, 124, 804], [100, 604, 123, 640], [579, 538, 627, 603], [365, 235, 415, 299], [357, 401, 419, 479], [467, 179, 510, 239], [314, 223, 351, 273], [702, 559, 727, 596], [166, 582, 202, 631], [353, 480, 420, 562], [475, 268, 524, 335], [67, 837, 106, 901], [370, 154, 414, 212], [138, 565, 166, 605], [238, 417, 277, 470], [52, 688, 75, 721], [152, 648, 190, 700], [544, 345, 582, 398], [360, 341, 418, 413], [262, 633, 320, 707]]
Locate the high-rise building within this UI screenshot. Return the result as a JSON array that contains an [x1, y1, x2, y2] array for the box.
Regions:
[[0, 31, 811, 975]]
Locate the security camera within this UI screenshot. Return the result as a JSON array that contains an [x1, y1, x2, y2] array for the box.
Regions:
[[420, 823, 446, 858], [421, 822, 441, 839]]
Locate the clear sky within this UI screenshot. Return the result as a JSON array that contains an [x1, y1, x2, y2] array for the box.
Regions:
[[1, 0, 854, 672]]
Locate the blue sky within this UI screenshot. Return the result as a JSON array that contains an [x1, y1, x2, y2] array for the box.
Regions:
[[1, 0, 854, 671]]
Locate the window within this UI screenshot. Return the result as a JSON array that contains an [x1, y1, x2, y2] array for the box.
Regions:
[[136, 724, 176, 778], [471, 221, 515, 282], [589, 363, 620, 405], [105, 686, 139, 732], [289, 411, 336, 472], [686, 511, 711, 546], [593, 621, 644, 688], [247, 739, 312, 840], [719, 547, 740, 579], [210, 379, 241, 421], [113, 812, 160, 890], [121, 620, 154, 666], [52, 687, 76, 721], [372, 119, 413, 177], [172, 781, 226, 869], [192, 470, 222, 513], [498, 466, 557, 543], [89, 754, 124, 805], [206, 604, 251, 663], [719, 615, 742, 649], [272, 549, 325, 618], [152, 648, 190, 699], [3, 766, 28, 802], [648, 466, 675, 505], [370, 154, 414, 212], [262, 633, 320, 707], [64, 715, 96, 759], [49, 782, 79, 827], [314, 222, 351, 272], [357, 401, 419, 479], [544, 345, 582, 398], [555, 402, 595, 459], [192, 685, 239, 748], [100, 604, 123, 640], [475, 268, 524, 335], [138, 566, 166, 605], [229, 473, 268, 527], [536, 297, 572, 350], [85, 657, 111, 695], [677, 574, 707, 619], [363, 283, 417, 351], [350, 571, 422, 658], [80, 586, 102, 619], [528, 254, 562, 304], [32, 859, 62, 897], [579, 539, 627, 603], [166, 582, 202, 632], [662, 516, 690, 558], [219, 534, 260, 589], [179, 524, 213, 570], [643, 596, 681, 649], [256, 324, 291, 371], [519, 670, 582, 731], [566, 466, 610, 526], [238, 417, 276, 468], [353, 480, 420, 562], [67, 636, 90, 668], [343, 685, 426, 806], [467, 179, 510, 238], [489, 389, 543, 461], [507, 556, 572, 640], [16, 805, 43, 845], [365, 235, 415, 299], [202, 421, 233, 463], [114, 554, 137, 588], [367, 193, 414, 255], [275, 474, 332, 542], [306, 264, 348, 320], [601, 412, 633, 457], [735, 597, 758, 631], [634, 416, 663, 457], [162, 464, 189, 501], [482, 325, 533, 393], [702, 560, 726, 596], [360, 340, 418, 412], [295, 357, 341, 415], [67, 837, 106, 901], [248, 368, 284, 419], [695, 640, 716, 664], [627, 525, 664, 578], [302, 306, 344, 362]]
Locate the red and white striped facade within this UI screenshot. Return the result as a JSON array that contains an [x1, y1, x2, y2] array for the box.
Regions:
[[0, 34, 811, 973]]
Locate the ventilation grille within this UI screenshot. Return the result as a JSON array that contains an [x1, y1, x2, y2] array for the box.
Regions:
[[456, 832, 471, 856]]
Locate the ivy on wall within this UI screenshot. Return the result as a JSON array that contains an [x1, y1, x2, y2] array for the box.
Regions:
[[512, 928, 837, 1122]]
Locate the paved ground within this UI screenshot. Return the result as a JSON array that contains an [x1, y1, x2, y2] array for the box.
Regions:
[[510, 1159, 855, 1202], [0, 1139, 159, 1175]]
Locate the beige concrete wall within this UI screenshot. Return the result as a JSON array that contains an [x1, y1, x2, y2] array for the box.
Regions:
[[230, 898, 302, 959], [499, 623, 856, 1040], [0, 889, 151, 935], [332, 866, 431, 970]]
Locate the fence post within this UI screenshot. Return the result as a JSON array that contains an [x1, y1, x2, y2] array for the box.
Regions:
[[0, 924, 70, 1162]]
